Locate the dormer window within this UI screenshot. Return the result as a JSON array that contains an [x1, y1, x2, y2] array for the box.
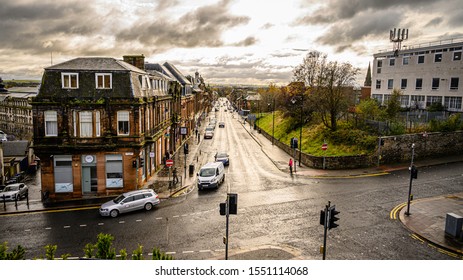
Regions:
[[96, 73, 112, 89], [62, 73, 79, 89]]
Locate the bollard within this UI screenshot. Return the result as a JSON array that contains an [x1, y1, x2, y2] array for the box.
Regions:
[[15, 195, 18, 209], [2, 195, 5, 210], [26, 189, 29, 208]]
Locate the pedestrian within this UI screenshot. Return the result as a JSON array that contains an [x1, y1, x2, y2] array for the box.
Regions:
[[289, 158, 293, 175], [197, 132, 200, 144]]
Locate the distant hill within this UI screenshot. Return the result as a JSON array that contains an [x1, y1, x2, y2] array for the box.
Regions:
[[4, 80, 40, 88]]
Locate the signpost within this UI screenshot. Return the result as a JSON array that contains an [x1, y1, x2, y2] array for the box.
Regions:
[[322, 142, 327, 169], [166, 159, 174, 167]]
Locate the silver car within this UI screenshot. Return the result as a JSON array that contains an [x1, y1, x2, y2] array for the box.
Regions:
[[99, 189, 160, 218], [0, 183, 28, 201]]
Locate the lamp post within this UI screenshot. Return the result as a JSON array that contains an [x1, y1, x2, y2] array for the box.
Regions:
[[268, 98, 275, 145], [291, 95, 303, 167]]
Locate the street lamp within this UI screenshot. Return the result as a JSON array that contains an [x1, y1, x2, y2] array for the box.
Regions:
[[291, 95, 303, 167], [268, 99, 275, 145]]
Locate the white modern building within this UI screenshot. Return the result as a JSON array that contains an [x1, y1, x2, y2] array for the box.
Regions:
[[371, 38, 463, 112]]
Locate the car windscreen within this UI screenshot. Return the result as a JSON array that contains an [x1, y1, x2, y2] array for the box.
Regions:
[[217, 153, 227, 158], [113, 194, 126, 203], [206, 127, 214, 131], [199, 168, 215, 177], [4, 185, 19, 192]]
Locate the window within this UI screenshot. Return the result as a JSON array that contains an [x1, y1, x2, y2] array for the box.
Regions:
[[387, 79, 393, 90], [426, 96, 442, 107], [400, 95, 409, 107], [44, 111, 58, 136], [403, 56, 410, 65], [432, 78, 440, 90], [445, 97, 462, 111], [117, 111, 129, 135], [106, 154, 123, 188], [401, 79, 407, 89], [434, 53, 442, 62], [372, 94, 383, 104], [96, 111, 100, 137], [415, 78, 423, 90], [417, 55, 425, 64], [377, 60, 383, 68], [375, 80, 381, 89], [96, 73, 112, 89], [454, 51, 462, 61], [389, 58, 395, 66], [79, 111, 93, 137], [450, 77, 459, 90], [54, 155, 73, 193], [61, 73, 79, 89]]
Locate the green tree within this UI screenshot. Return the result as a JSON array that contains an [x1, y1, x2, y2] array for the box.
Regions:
[[45, 244, 57, 260], [385, 89, 402, 120], [95, 233, 116, 260], [356, 99, 382, 120]]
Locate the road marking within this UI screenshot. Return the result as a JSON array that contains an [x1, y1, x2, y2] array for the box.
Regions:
[[165, 252, 176, 255], [199, 250, 211, 253], [182, 251, 194, 254], [173, 215, 180, 218], [45, 227, 51, 230], [119, 221, 125, 224], [24, 229, 31, 232], [136, 219, 142, 222], [156, 217, 163, 220], [80, 224, 86, 227], [98, 223, 104, 226], [63, 226, 70, 229], [390, 202, 407, 219]]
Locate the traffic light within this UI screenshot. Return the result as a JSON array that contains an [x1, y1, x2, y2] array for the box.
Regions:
[[411, 165, 418, 179], [184, 143, 189, 154], [380, 138, 385, 146], [219, 202, 226, 216], [290, 137, 298, 148], [328, 206, 340, 230], [228, 193, 238, 215], [139, 158, 144, 168], [293, 138, 298, 149], [319, 209, 326, 226], [132, 160, 137, 168]]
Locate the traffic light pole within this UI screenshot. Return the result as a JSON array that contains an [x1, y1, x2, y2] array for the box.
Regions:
[[225, 194, 230, 260], [322, 202, 330, 260], [405, 143, 415, 216]]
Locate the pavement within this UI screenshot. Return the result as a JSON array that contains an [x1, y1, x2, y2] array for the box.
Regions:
[[1, 111, 463, 259]]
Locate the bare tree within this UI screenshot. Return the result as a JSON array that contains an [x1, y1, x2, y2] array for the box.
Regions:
[[293, 51, 359, 131]]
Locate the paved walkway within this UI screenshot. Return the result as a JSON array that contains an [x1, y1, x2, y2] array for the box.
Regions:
[[1, 112, 463, 259]]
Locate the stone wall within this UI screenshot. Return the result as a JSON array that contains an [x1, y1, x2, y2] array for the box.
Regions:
[[258, 127, 463, 169]]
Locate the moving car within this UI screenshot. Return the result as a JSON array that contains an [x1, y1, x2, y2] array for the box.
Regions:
[[0, 131, 7, 142], [0, 183, 28, 201], [219, 122, 225, 128], [197, 162, 225, 190], [204, 126, 214, 139], [99, 189, 160, 218], [215, 151, 229, 166]]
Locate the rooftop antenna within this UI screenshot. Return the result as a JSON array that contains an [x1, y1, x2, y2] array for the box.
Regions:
[[390, 28, 408, 57]]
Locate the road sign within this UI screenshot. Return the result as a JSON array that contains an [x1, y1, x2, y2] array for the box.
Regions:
[[166, 159, 174, 167], [322, 143, 328, 150]]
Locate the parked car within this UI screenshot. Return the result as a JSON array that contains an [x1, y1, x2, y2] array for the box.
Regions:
[[215, 151, 229, 166], [204, 126, 214, 139], [99, 189, 160, 218], [219, 122, 225, 128], [0, 183, 28, 201], [0, 131, 7, 142]]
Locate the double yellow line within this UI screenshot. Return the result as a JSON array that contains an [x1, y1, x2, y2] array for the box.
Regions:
[[390, 202, 407, 220]]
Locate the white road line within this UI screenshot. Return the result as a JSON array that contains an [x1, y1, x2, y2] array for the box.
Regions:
[[181, 214, 188, 217], [80, 224, 87, 227], [173, 215, 180, 218], [119, 221, 125, 224], [24, 229, 31, 232], [215, 249, 225, 252], [199, 250, 211, 253], [45, 227, 51, 230], [98, 223, 104, 226], [136, 219, 142, 222], [64, 226, 70, 229], [156, 217, 163, 220], [165, 252, 176, 255], [182, 251, 194, 254]]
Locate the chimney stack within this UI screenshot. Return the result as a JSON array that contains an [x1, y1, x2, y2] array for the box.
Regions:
[[123, 54, 145, 70]]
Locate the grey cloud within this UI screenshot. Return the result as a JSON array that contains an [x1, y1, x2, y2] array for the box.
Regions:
[[116, 0, 250, 49], [425, 17, 444, 27], [231, 37, 258, 47], [155, 0, 180, 11]]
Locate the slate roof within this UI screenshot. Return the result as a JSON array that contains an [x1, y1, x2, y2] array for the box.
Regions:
[[45, 57, 146, 73], [2, 140, 29, 157], [163, 62, 191, 85]]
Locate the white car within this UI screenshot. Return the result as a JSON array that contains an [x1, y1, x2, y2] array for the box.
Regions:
[[0, 183, 28, 201], [204, 126, 214, 139], [99, 189, 160, 218]]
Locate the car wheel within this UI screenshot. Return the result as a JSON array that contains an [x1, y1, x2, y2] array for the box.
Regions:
[[144, 203, 153, 211], [110, 209, 119, 218]]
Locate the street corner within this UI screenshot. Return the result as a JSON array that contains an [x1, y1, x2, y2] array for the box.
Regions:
[[209, 244, 304, 260], [170, 184, 196, 198]]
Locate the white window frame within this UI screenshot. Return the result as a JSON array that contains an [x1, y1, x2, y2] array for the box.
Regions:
[[117, 111, 130, 135], [387, 79, 394, 90], [79, 111, 93, 137], [95, 111, 101, 137], [417, 55, 425, 64], [453, 51, 462, 61], [95, 73, 112, 89], [450, 77, 459, 90], [44, 110, 58, 136], [61, 73, 79, 89]]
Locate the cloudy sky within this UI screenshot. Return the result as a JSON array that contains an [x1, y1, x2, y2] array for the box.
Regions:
[[1, 0, 462, 85]]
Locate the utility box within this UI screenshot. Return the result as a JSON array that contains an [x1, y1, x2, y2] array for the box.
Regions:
[[189, 164, 194, 176], [445, 213, 463, 238]]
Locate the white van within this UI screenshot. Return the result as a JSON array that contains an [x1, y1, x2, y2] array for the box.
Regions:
[[197, 162, 225, 190]]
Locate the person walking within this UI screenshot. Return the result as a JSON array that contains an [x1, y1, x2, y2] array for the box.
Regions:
[[289, 158, 293, 175]]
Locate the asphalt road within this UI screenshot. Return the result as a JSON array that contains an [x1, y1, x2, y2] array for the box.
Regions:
[[1, 104, 462, 260]]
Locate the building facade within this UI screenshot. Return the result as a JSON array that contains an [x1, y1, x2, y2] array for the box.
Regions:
[[371, 38, 463, 112], [32, 56, 176, 201]]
